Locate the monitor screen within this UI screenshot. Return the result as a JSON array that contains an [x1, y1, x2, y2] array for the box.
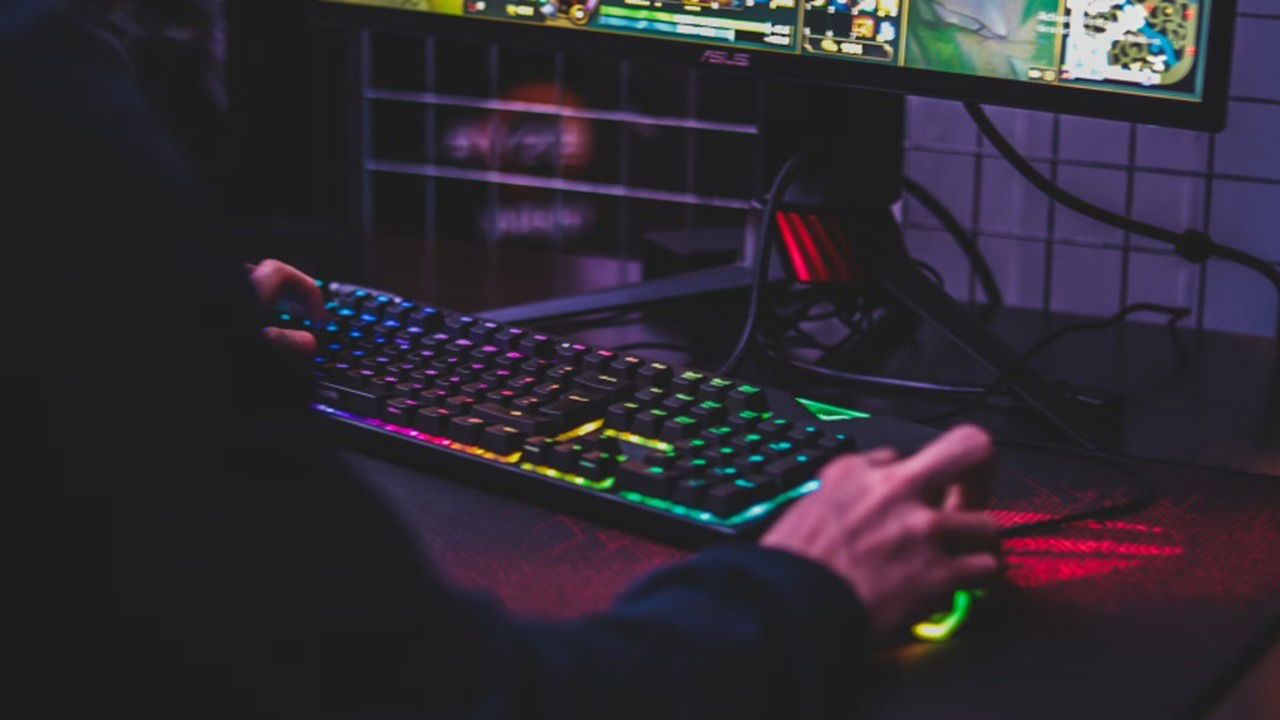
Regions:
[[316, 0, 1235, 129]]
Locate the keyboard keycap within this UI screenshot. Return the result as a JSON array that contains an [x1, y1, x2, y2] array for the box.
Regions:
[[414, 407, 456, 436], [521, 436, 555, 464], [481, 424, 525, 455], [573, 372, 635, 399], [447, 416, 487, 445], [615, 460, 679, 497], [637, 362, 674, 387], [382, 397, 422, 426], [604, 401, 641, 431], [660, 415, 701, 442], [726, 384, 768, 412], [541, 392, 606, 430], [473, 403, 554, 436], [706, 481, 768, 517]]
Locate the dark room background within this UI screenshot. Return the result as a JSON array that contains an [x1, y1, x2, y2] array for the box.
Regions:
[[227, 0, 1279, 338]]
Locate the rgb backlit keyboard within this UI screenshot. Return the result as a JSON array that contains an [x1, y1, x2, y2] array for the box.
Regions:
[[299, 282, 930, 542]]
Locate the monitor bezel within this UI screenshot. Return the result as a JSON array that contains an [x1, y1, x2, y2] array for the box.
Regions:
[[312, 0, 1237, 132]]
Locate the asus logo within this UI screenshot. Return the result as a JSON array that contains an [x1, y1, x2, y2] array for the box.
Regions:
[[699, 50, 751, 68]]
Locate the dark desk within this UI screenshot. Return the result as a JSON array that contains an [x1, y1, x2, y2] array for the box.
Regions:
[[347, 266, 1280, 718]]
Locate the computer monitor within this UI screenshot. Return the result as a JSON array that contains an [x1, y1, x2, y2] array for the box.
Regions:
[[315, 0, 1236, 131]]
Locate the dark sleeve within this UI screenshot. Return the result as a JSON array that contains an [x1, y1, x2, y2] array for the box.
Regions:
[[4, 4, 869, 718]]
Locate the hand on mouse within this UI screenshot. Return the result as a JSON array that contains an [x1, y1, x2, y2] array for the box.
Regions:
[[249, 259, 325, 354], [761, 424, 1001, 642]]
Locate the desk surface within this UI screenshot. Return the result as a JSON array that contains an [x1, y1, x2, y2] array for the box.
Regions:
[[349, 448, 1280, 720], [348, 258, 1280, 718]]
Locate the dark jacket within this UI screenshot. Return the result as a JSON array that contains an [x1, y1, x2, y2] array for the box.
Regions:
[[4, 2, 869, 717]]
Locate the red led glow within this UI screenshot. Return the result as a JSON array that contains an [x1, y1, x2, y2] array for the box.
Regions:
[[775, 211, 813, 283], [774, 212, 860, 284]]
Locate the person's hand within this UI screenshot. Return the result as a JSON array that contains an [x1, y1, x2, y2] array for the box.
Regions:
[[761, 424, 1001, 641], [249, 259, 325, 354]]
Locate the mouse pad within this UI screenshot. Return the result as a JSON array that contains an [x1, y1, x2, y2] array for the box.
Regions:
[[348, 449, 1280, 720]]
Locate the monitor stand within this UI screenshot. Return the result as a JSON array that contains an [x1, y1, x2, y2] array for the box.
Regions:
[[487, 83, 1115, 450]]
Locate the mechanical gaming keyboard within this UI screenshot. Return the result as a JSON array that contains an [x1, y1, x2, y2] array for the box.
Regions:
[[299, 282, 940, 544]]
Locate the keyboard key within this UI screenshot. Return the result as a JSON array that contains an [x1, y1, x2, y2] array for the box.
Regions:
[[817, 432, 858, 453], [541, 392, 606, 430], [533, 382, 567, 401], [674, 457, 711, 478], [414, 407, 456, 436], [762, 440, 797, 460], [481, 424, 525, 455], [615, 460, 678, 497], [700, 425, 735, 446], [394, 381, 427, 398], [444, 315, 477, 334], [345, 368, 377, 388], [757, 416, 794, 437], [697, 378, 735, 403], [494, 351, 527, 368], [634, 387, 669, 405], [582, 350, 617, 371], [604, 401, 641, 431], [576, 451, 618, 481], [417, 388, 450, 407], [444, 395, 477, 413], [660, 415, 701, 442], [573, 372, 635, 399], [671, 478, 711, 506], [608, 355, 644, 379], [547, 364, 580, 381], [637, 362, 674, 387], [690, 401, 727, 423], [726, 384, 768, 412], [631, 408, 670, 437], [407, 306, 443, 329], [467, 321, 502, 343], [550, 442, 583, 473], [660, 393, 697, 413], [727, 410, 763, 430], [762, 452, 830, 488], [521, 359, 552, 378], [510, 396, 546, 414], [486, 388, 519, 406], [382, 397, 422, 426], [521, 436, 555, 464], [672, 370, 707, 393], [492, 327, 527, 350], [448, 415, 488, 445], [460, 381, 494, 399], [517, 334, 554, 359], [673, 438, 710, 456], [473, 403, 553, 436], [555, 342, 590, 362], [706, 481, 768, 517], [786, 425, 824, 447]]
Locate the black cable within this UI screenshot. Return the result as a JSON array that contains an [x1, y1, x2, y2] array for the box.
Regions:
[[902, 176, 1004, 311], [992, 438, 1158, 537], [718, 154, 808, 375], [914, 259, 946, 288], [920, 302, 1190, 424], [965, 102, 1280, 332], [761, 346, 1111, 408]]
